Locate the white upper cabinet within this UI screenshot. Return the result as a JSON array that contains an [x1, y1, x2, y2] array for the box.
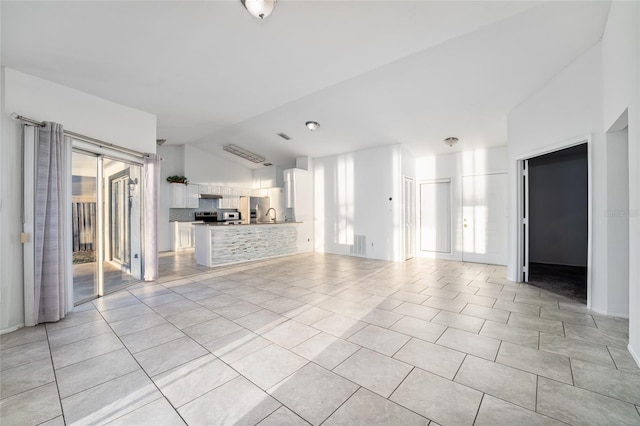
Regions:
[[170, 183, 186, 208], [203, 185, 221, 195], [253, 165, 283, 189], [283, 168, 311, 212], [186, 184, 200, 208], [170, 183, 199, 208], [284, 168, 295, 208]]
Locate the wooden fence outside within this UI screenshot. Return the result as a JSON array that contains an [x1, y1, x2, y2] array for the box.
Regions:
[[72, 202, 96, 252]]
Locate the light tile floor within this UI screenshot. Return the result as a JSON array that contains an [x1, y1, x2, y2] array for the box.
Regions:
[[2, 252, 639, 425]]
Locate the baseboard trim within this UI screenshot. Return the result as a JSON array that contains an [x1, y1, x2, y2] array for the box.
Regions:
[[628, 344, 640, 368]]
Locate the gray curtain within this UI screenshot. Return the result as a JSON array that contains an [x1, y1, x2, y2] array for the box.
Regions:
[[34, 122, 68, 323], [143, 153, 161, 281]]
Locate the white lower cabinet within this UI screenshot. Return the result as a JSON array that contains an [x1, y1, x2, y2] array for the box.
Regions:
[[170, 221, 199, 251]]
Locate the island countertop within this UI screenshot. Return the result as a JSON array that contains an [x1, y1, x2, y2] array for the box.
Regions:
[[194, 221, 300, 267], [193, 222, 301, 226]]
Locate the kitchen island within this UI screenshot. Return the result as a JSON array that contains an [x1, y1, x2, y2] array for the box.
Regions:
[[194, 222, 300, 267]]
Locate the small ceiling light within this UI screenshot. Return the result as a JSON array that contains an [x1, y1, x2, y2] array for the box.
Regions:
[[156, 139, 166, 146], [241, 0, 276, 19], [444, 137, 459, 147], [306, 121, 320, 132]]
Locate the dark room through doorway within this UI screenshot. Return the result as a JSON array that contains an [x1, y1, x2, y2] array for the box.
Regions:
[[526, 143, 588, 303]]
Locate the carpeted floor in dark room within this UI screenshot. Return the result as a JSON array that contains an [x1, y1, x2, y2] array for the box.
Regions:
[[528, 263, 587, 304]]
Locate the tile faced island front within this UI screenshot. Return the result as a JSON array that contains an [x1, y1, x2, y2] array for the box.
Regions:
[[194, 223, 299, 267]]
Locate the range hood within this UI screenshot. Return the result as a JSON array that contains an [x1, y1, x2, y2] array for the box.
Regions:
[[199, 194, 223, 199]]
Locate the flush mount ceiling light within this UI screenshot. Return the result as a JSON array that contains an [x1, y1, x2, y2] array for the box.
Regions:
[[223, 144, 266, 163], [305, 121, 320, 132], [444, 137, 459, 147], [241, 0, 276, 19]]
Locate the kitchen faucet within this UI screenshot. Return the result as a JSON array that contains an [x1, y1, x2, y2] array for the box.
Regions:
[[265, 208, 277, 223]]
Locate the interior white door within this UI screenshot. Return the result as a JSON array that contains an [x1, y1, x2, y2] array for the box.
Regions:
[[462, 173, 508, 265], [420, 180, 451, 253], [404, 177, 415, 260]]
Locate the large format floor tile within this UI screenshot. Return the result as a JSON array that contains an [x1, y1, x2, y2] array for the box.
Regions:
[[496, 341, 573, 384], [570, 359, 640, 405], [61, 370, 162, 425], [537, 377, 640, 425], [334, 348, 412, 398], [393, 338, 465, 380], [107, 398, 186, 426], [178, 376, 280, 425], [347, 324, 410, 356], [291, 332, 360, 370], [55, 348, 139, 398], [231, 344, 308, 389], [436, 327, 500, 361], [0, 382, 62, 426], [154, 354, 238, 408], [269, 363, 358, 425], [0, 358, 55, 400], [391, 368, 483, 426], [2, 252, 638, 426], [324, 388, 429, 425], [454, 355, 537, 410], [475, 395, 564, 426]]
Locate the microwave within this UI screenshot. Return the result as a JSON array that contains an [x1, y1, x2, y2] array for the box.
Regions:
[[221, 211, 240, 221]]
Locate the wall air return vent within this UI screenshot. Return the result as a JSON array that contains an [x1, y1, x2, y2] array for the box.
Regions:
[[350, 235, 367, 256], [223, 144, 266, 164]]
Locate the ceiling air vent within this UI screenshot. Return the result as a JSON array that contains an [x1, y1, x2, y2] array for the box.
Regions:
[[263, 162, 273, 166], [223, 144, 266, 163], [277, 132, 291, 140]]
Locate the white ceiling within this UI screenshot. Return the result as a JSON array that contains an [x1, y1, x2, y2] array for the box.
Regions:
[[2, 1, 610, 168]]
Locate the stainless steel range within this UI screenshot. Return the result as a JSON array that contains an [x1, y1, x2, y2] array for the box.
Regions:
[[194, 211, 218, 223]]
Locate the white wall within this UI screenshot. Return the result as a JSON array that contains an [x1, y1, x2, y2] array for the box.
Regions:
[[157, 145, 184, 252], [602, 1, 639, 364], [1, 68, 157, 333], [606, 128, 629, 317], [507, 43, 606, 311], [415, 146, 508, 262], [313, 144, 403, 261], [184, 145, 253, 187]]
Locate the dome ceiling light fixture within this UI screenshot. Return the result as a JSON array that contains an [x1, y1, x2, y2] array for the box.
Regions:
[[305, 121, 320, 132], [241, 0, 277, 19], [444, 137, 459, 147]]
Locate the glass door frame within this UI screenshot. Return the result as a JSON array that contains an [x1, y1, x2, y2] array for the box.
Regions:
[[108, 168, 132, 268], [71, 141, 144, 305], [71, 148, 105, 304]]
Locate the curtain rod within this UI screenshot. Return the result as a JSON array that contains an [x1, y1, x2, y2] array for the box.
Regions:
[[11, 112, 147, 158]]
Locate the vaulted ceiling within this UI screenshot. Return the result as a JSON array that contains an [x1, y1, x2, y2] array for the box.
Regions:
[[2, 1, 611, 168]]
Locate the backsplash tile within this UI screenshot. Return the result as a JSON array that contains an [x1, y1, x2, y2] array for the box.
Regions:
[[169, 199, 217, 221]]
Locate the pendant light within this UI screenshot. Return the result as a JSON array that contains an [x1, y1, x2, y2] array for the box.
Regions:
[[241, 0, 277, 19]]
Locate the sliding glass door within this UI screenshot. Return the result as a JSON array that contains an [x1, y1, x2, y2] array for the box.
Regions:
[[71, 151, 100, 303], [103, 159, 142, 295], [72, 150, 143, 305]]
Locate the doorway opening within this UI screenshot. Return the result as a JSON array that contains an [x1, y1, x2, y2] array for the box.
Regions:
[[525, 144, 588, 303], [71, 151, 143, 305]]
